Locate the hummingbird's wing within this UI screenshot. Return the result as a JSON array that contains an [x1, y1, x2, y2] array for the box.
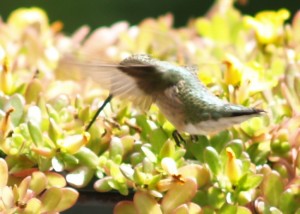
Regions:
[[58, 54, 156, 111]]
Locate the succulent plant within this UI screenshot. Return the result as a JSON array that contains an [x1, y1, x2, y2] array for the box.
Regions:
[[0, 158, 78, 213], [0, 1, 300, 213]]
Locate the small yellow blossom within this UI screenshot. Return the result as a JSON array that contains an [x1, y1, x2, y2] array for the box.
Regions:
[[223, 54, 267, 92], [244, 9, 290, 45], [0, 56, 13, 95], [7, 7, 49, 34], [225, 147, 241, 185], [223, 54, 243, 86]]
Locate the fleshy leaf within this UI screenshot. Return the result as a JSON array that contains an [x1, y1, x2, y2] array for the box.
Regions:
[[238, 173, 263, 191], [74, 147, 99, 168], [114, 201, 136, 214], [186, 135, 209, 162], [133, 191, 162, 214], [204, 146, 222, 176], [261, 171, 284, 207], [172, 204, 189, 214], [161, 178, 197, 213], [40, 187, 62, 212], [23, 198, 42, 214], [94, 176, 114, 192], [178, 164, 210, 187], [27, 121, 43, 146], [45, 171, 66, 188], [54, 188, 79, 212], [29, 171, 47, 195], [0, 158, 8, 188], [5, 94, 25, 127], [67, 166, 94, 188], [141, 146, 157, 163]]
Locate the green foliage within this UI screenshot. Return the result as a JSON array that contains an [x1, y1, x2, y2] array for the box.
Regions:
[[0, 1, 300, 213]]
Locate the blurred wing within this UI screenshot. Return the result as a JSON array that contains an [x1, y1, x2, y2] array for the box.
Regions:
[[58, 54, 155, 111]]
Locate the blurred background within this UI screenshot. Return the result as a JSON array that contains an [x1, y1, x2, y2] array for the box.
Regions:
[[1, 0, 299, 34]]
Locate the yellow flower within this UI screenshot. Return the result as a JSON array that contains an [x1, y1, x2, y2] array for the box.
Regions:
[[223, 54, 267, 91], [7, 7, 49, 34], [244, 9, 290, 45], [223, 54, 243, 86], [225, 147, 241, 185]]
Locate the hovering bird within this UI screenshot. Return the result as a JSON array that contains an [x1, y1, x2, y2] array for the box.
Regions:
[[61, 54, 264, 138]]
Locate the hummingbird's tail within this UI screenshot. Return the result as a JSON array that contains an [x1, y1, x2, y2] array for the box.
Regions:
[[230, 108, 266, 117]]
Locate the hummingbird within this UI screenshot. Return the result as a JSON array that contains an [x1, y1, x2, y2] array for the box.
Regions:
[[62, 54, 264, 136]]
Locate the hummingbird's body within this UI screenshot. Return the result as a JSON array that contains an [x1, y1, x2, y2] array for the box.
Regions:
[[63, 54, 264, 134]]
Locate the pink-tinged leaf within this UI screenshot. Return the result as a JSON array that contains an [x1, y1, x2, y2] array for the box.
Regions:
[[161, 178, 197, 214], [0, 158, 8, 188], [31, 147, 54, 158], [40, 187, 62, 212], [133, 191, 162, 214], [18, 176, 31, 200], [187, 202, 202, 214], [178, 164, 210, 187], [45, 171, 66, 188], [114, 201, 136, 214], [172, 204, 189, 214], [71, 25, 90, 44], [54, 188, 79, 212], [11, 168, 38, 178], [29, 171, 47, 195], [156, 178, 174, 192], [60, 133, 90, 154], [23, 198, 42, 214]]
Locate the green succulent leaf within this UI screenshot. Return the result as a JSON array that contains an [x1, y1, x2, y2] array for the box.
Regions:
[[74, 146, 98, 168], [141, 146, 157, 163], [149, 128, 168, 153], [186, 135, 209, 162], [159, 139, 175, 159], [29, 171, 47, 195], [23, 198, 42, 214], [94, 176, 114, 192], [109, 137, 124, 163], [204, 146, 222, 176], [66, 166, 94, 188], [220, 204, 252, 214], [178, 164, 211, 187], [210, 130, 231, 153], [25, 78, 43, 104], [40, 187, 62, 212], [5, 94, 24, 126], [207, 187, 226, 209], [48, 117, 62, 143], [262, 171, 284, 207], [279, 189, 298, 214], [27, 120, 43, 146], [238, 173, 263, 191]]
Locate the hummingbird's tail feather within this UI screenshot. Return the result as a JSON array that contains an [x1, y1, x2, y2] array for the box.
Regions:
[[230, 108, 266, 117], [182, 108, 265, 135]]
